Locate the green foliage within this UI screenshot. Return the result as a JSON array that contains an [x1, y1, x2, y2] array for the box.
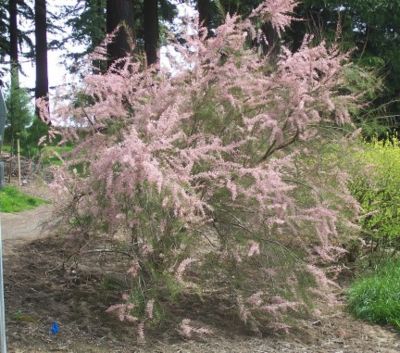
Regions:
[[25, 115, 51, 151], [4, 72, 34, 148], [213, 0, 400, 132], [348, 258, 400, 329], [297, 0, 400, 131], [0, 144, 10, 153], [349, 137, 400, 249], [40, 145, 74, 166], [342, 65, 383, 108], [63, 0, 179, 67], [2, 73, 50, 158], [0, 186, 47, 213], [64, 0, 106, 63], [341, 64, 387, 136]]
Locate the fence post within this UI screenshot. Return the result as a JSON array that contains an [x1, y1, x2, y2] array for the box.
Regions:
[[17, 139, 21, 186], [0, 88, 7, 352]]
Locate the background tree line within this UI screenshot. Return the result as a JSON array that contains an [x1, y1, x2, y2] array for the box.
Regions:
[[0, 0, 399, 155]]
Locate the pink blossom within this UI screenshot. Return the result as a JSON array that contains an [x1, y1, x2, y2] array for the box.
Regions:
[[247, 291, 264, 307], [175, 258, 197, 282], [247, 241, 261, 257], [127, 260, 140, 278], [178, 319, 213, 339], [145, 299, 155, 320], [251, 0, 298, 37]]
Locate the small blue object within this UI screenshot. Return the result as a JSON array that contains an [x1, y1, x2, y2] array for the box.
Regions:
[[50, 321, 59, 335]]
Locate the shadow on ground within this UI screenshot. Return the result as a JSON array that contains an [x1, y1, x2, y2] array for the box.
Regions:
[[2, 235, 400, 353]]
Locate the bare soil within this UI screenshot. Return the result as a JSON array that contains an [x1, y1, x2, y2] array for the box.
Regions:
[[2, 185, 400, 353]]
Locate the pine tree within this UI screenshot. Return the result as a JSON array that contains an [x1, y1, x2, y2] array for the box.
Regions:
[[5, 70, 34, 149], [63, 0, 178, 69], [64, 0, 106, 61]]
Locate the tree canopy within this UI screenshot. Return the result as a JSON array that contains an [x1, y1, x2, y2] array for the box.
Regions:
[[0, 0, 399, 144]]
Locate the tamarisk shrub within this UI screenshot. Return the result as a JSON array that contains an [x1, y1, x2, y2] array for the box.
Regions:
[[45, 0, 361, 338]]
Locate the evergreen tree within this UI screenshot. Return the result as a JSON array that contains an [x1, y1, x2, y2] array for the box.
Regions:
[[63, 0, 178, 69], [64, 0, 106, 61], [199, 0, 400, 130], [295, 0, 400, 126], [5, 70, 34, 149]]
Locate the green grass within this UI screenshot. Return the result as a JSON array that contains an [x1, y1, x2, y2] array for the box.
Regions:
[[1, 144, 74, 165], [0, 186, 48, 213], [41, 145, 74, 166], [347, 258, 400, 329], [1, 144, 11, 153]]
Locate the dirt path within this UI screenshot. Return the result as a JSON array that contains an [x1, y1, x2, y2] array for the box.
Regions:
[[2, 202, 400, 352], [1, 204, 52, 261], [2, 205, 52, 241], [1, 179, 54, 252]]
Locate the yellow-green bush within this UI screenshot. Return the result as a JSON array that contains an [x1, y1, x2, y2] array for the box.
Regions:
[[349, 137, 400, 249]]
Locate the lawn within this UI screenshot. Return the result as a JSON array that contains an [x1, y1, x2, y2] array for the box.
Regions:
[[0, 186, 48, 213]]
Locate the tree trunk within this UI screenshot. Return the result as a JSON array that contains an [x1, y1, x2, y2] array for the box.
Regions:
[[34, 0, 48, 102], [261, 22, 280, 61], [9, 0, 18, 75], [106, 0, 134, 66], [197, 0, 211, 29], [143, 0, 159, 66]]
